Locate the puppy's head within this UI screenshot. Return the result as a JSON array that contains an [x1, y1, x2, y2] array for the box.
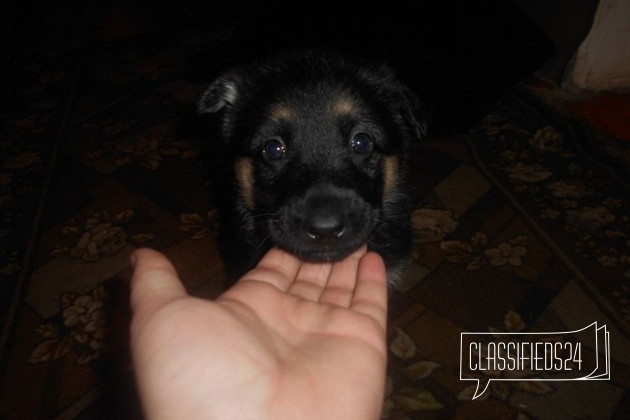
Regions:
[[199, 50, 425, 262]]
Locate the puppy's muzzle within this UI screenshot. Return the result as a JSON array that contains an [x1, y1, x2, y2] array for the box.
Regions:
[[272, 184, 373, 261]]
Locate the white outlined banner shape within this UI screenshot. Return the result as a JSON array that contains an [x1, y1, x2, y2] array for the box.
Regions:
[[460, 322, 610, 400]]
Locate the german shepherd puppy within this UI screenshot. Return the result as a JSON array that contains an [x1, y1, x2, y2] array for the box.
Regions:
[[198, 50, 425, 285]]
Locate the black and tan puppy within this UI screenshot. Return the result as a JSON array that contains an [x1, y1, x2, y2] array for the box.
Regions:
[[199, 50, 425, 284]]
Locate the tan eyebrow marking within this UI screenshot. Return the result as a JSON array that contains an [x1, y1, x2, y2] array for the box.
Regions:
[[268, 103, 297, 121], [330, 96, 358, 116]]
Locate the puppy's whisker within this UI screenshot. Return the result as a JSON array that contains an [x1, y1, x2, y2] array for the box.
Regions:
[[371, 216, 385, 225], [252, 234, 273, 257], [251, 212, 279, 220]]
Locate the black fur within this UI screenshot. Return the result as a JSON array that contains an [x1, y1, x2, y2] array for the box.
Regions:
[[199, 50, 425, 284]]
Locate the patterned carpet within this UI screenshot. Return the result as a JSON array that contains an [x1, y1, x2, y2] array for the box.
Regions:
[[1, 4, 629, 420]]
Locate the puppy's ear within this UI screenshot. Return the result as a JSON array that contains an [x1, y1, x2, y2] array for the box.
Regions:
[[397, 86, 428, 141], [364, 63, 427, 141], [198, 74, 239, 114]]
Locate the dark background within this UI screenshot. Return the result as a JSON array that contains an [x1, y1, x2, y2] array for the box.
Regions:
[[3, 0, 599, 136]]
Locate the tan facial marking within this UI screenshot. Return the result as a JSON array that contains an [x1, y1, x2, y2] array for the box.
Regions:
[[330, 96, 357, 116], [383, 156, 399, 198], [268, 104, 296, 121], [234, 157, 255, 209]]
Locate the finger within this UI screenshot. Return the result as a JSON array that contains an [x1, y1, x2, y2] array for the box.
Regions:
[[130, 248, 187, 314], [319, 246, 367, 307], [350, 252, 388, 332], [238, 248, 301, 292], [288, 261, 332, 301]]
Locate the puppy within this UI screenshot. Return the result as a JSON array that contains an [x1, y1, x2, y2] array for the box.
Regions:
[[198, 50, 425, 284]]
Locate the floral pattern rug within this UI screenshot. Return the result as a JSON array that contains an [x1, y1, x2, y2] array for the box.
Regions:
[[468, 90, 630, 334], [1, 17, 629, 420]]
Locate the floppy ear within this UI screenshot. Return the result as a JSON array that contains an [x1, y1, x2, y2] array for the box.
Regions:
[[197, 73, 239, 114], [397, 86, 428, 141], [363, 62, 427, 141]]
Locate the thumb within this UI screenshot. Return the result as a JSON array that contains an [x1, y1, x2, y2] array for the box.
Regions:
[[130, 248, 187, 314]]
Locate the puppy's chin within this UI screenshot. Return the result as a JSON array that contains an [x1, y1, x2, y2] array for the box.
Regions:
[[276, 241, 367, 263]]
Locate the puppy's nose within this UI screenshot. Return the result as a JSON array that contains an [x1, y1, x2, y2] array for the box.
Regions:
[[306, 212, 346, 241]]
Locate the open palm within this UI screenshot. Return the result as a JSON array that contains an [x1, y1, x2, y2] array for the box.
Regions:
[[130, 247, 388, 420]]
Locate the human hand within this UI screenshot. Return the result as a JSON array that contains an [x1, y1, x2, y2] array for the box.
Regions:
[[130, 246, 388, 420]]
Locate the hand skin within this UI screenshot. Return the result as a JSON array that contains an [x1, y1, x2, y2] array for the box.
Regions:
[[130, 246, 388, 420]]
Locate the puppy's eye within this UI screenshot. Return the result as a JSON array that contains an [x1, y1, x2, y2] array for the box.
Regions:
[[262, 138, 287, 161], [350, 133, 373, 154]]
